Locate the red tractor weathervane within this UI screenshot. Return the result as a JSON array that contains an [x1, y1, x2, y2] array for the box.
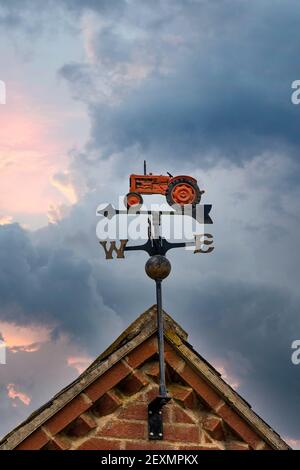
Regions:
[[125, 161, 204, 209]]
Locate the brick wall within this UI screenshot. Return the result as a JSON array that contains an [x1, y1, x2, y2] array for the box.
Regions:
[[15, 338, 271, 450]]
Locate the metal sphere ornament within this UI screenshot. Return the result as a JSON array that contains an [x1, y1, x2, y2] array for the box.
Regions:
[[145, 255, 171, 281]]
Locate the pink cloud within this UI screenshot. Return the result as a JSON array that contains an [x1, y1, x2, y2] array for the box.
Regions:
[[0, 216, 13, 225], [51, 172, 78, 205], [0, 321, 51, 352], [0, 83, 87, 227], [9, 344, 42, 354], [7, 384, 31, 406], [67, 355, 93, 374], [284, 437, 300, 450], [210, 359, 240, 390]]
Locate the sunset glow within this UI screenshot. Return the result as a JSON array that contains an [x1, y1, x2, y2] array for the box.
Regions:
[[0, 321, 51, 351], [7, 384, 31, 406]]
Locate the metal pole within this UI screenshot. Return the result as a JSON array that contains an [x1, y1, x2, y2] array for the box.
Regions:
[[155, 279, 167, 397]]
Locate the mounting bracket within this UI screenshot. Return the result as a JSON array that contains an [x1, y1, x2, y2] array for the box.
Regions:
[[148, 395, 171, 440]]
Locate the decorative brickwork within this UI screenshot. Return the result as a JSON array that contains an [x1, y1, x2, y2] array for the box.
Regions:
[[0, 306, 289, 451]]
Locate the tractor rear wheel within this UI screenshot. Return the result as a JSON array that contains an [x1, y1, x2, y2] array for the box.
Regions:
[[166, 177, 201, 207], [124, 192, 143, 210]]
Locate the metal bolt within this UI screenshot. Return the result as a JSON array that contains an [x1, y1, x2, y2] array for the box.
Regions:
[[159, 433, 163, 437], [150, 432, 154, 436], [159, 411, 162, 415], [149, 410, 152, 415]]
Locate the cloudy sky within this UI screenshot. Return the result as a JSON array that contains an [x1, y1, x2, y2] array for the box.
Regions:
[[1, 0, 300, 448]]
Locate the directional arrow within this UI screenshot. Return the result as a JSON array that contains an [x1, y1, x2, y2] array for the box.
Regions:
[[96, 203, 116, 220]]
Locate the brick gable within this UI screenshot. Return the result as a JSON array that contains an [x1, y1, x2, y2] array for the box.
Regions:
[[0, 306, 290, 451]]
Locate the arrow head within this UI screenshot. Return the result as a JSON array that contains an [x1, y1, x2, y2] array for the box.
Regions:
[[172, 204, 213, 224], [96, 203, 116, 220]]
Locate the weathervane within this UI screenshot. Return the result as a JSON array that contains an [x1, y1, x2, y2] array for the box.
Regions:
[[97, 162, 214, 440]]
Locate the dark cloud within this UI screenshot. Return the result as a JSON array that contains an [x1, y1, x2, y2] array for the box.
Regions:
[[60, 0, 126, 15], [0, 0, 125, 28], [165, 277, 300, 438], [57, 0, 300, 172], [0, 224, 121, 352], [90, 37, 299, 164]]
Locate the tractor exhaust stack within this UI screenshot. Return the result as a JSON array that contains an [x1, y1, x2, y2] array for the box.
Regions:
[[144, 160, 147, 175]]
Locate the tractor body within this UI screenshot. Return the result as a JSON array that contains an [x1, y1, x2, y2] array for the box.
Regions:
[[125, 164, 204, 209], [129, 174, 197, 196]]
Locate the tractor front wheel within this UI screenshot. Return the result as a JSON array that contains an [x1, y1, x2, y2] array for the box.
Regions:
[[166, 178, 201, 207], [124, 192, 143, 210]]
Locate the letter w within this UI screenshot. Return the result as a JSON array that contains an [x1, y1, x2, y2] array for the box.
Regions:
[[99, 240, 128, 259]]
